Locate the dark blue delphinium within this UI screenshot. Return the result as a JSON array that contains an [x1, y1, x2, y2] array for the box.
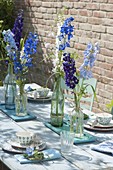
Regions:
[[63, 53, 79, 89], [12, 10, 24, 50]]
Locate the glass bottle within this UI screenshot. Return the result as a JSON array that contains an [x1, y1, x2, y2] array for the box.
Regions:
[[50, 76, 64, 127], [4, 63, 16, 109], [70, 101, 84, 138], [15, 83, 27, 116]]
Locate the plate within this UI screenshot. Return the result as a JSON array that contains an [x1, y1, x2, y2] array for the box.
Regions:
[[2, 143, 26, 154], [8, 139, 46, 151], [94, 121, 113, 128], [27, 92, 52, 102], [84, 124, 113, 132], [86, 120, 113, 128], [27, 96, 52, 102]]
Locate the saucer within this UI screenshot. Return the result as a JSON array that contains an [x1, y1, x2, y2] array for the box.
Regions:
[[84, 124, 113, 132], [8, 139, 46, 151]]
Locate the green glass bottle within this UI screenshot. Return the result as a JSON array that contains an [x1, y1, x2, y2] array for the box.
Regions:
[[50, 76, 64, 127]]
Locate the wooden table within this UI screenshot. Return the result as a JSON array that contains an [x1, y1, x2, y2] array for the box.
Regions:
[[0, 87, 113, 170]]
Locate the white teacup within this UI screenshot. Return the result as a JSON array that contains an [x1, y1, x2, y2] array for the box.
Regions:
[[97, 113, 112, 125], [16, 131, 34, 145]]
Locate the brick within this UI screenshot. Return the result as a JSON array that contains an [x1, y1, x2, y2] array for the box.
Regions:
[[101, 33, 113, 42], [105, 70, 113, 79], [96, 54, 105, 62], [93, 67, 105, 76], [74, 2, 86, 9], [79, 23, 92, 30], [47, 8, 56, 14], [98, 62, 113, 72], [97, 82, 105, 89], [104, 41, 113, 50], [74, 43, 86, 50], [38, 7, 47, 13], [107, 12, 113, 19], [100, 4, 113, 12], [108, 0, 113, 3], [92, 0, 108, 2], [42, 14, 53, 20], [76, 16, 88, 23], [101, 48, 113, 57], [102, 18, 113, 26], [79, 10, 92, 17], [93, 11, 106, 18], [92, 25, 106, 33], [107, 27, 113, 34], [98, 89, 113, 100], [53, 2, 62, 8], [99, 76, 113, 85], [62, 2, 74, 8], [88, 17, 103, 25], [86, 32, 101, 39], [86, 3, 100, 10], [105, 56, 113, 64], [105, 84, 113, 93], [69, 9, 78, 15], [42, 2, 53, 8], [32, 1, 41, 7]]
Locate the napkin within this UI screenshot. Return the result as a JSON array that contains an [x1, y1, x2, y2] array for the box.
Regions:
[[15, 149, 61, 164], [90, 140, 113, 155]]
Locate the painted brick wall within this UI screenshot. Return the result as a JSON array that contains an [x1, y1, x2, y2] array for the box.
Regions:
[[14, 0, 113, 113]]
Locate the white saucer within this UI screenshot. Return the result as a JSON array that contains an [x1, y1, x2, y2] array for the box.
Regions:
[[8, 139, 46, 151]]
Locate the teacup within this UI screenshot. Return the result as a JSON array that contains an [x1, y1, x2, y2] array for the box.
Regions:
[[16, 131, 34, 145], [37, 88, 50, 98], [97, 113, 112, 125]]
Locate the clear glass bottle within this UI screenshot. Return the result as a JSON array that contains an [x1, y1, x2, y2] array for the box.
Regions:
[[15, 83, 27, 116], [50, 76, 64, 127], [4, 63, 16, 109], [70, 101, 84, 138]]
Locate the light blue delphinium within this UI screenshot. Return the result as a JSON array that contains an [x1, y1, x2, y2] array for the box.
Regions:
[[2, 29, 17, 61], [79, 42, 100, 79]]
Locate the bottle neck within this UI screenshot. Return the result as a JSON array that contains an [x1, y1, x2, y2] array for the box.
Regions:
[[8, 63, 13, 75]]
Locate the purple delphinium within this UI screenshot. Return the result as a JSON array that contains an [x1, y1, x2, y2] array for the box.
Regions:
[[63, 53, 79, 89], [12, 10, 24, 50], [79, 42, 99, 79], [58, 17, 74, 51], [14, 32, 38, 75]]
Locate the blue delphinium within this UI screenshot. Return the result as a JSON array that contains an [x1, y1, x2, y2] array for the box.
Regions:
[[13, 32, 38, 76], [12, 10, 24, 50], [63, 53, 79, 89], [58, 17, 74, 51], [79, 42, 99, 79]]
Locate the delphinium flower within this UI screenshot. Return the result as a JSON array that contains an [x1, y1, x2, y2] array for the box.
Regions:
[[63, 53, 79, 89], [52, 16, 74, 76], [2, 29, 17, 62], [13, 32, 38, 78], [58, 17, 74, 51], [12, 10, 24, 50], [79, 42, 100, 79]]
